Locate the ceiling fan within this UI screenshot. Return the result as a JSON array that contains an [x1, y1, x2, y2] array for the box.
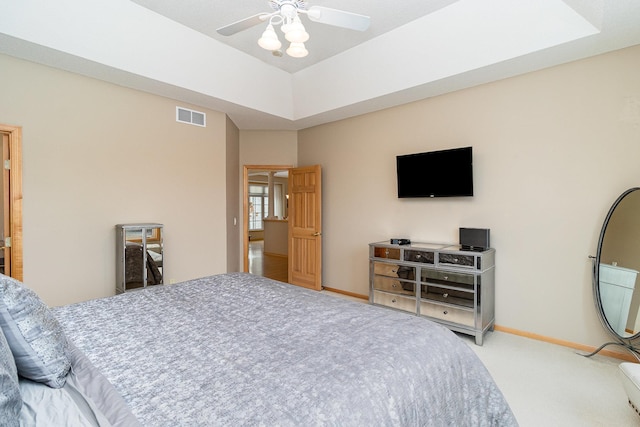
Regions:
[[216, 0, 371, 58]]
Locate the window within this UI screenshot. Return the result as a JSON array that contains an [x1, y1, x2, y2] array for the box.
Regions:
[[249, 184, 269, 231]]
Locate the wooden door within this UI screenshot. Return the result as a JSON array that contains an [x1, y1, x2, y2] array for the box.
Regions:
[[288, 165, 322, 290], [0, 125, 23, 281], [2, 133, 10, 276]]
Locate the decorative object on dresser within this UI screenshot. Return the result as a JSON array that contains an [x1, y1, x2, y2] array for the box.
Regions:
[[390, 238, 411, 245], [459, 227, 490, 251], [116, 223, 164, 293], [369, 240, 495, 345]]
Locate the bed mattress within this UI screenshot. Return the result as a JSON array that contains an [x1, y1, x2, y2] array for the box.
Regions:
[[53, 273, 517, 426]]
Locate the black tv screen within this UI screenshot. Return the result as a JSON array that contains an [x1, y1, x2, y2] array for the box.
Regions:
[[396, 146, 473, 198]]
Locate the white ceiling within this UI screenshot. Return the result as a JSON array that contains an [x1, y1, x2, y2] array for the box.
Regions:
[[1, 1, 640, 131], [130, 0, 460, 74]]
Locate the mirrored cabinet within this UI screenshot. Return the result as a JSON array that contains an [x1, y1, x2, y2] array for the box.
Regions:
[[116, 223, 163, 293], [369, 241, 495, 345]]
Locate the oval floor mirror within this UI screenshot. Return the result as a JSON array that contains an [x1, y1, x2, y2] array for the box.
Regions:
[[585, 187, 640, 360]]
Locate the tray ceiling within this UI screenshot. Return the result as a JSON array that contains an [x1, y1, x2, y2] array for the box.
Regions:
[[1, 0, 640, 130]]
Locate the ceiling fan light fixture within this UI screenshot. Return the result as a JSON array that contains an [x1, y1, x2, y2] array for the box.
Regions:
[[281, 18, 292, 35], [284, 16, 309, 43], [257, 24, 282, 51], [223, 1, 370, 60], [286, 42, 308, 58]]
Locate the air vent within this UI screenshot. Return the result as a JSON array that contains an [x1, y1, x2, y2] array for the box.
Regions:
[[176, 107, 206, 127]]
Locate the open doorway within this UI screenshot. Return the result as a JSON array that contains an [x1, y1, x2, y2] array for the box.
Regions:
[[243, 165, 292, 282]]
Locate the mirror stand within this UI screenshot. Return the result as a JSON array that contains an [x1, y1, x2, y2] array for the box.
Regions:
[[580, 338, 640, 361], [585, 188, 640, 362], [580, 255, 640, 361]]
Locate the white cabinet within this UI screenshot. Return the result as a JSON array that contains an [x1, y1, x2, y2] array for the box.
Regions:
[[116, 223, 163, 293], [599, 264, 638, 336]]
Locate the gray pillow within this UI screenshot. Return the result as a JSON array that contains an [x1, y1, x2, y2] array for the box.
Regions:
[[0, 274, 71, 388], [0, 327, 21, 426]]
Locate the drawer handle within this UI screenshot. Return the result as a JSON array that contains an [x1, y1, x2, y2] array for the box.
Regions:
[[443, 293, 449, 298], [443, 276, 449, 280], [385, 249, 390, 255], [416, 254, 422, 259], [391, 269, 397, 273], [453, 258, 458, 262], [391, 298, 397, 303], [392, 283, 399, 288], [443, 310, 448, 315]]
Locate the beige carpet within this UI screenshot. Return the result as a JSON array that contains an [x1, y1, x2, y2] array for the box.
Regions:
[[462, 331, 637, 426]]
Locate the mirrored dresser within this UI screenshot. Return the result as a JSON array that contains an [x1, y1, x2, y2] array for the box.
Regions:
[[116, 223, 164, 293], [369, 241, 495, 345]]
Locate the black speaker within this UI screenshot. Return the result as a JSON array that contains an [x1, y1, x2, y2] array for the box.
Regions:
[[459, 228, 490, 251]]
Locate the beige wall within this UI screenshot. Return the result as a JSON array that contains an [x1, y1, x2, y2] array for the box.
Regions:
[[297, 45, 640, 347], [239, 130, 298, 166], [225, 116, 240, 272], [0, 54, 232, 306]]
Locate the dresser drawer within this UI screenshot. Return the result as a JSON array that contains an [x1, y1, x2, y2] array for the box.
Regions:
[[438, 253, 475, 268], [420, 301, 474, 327], [373, 262, 415, 280], [373, 276, 415, 296], [373, 291, 417, 313], [421, 285, 474, 309], [404, 249, 435, 264], [372, 246, 401, 260], [421, 269, 474, 288]]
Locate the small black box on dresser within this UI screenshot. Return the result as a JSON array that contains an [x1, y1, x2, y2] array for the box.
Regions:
[[459, 228, 490, 251]]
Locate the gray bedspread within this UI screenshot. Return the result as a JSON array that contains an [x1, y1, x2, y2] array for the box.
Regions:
[[53, 273, 517, 426]]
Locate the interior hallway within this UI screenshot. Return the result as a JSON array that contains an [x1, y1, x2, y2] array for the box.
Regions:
[[249, 240, 288, 283]]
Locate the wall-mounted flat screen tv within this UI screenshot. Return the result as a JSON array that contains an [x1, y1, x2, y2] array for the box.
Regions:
[[396, 146, 473, 198]]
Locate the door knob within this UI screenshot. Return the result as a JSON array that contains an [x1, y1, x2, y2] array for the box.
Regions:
[[313, 232, 322, 236]]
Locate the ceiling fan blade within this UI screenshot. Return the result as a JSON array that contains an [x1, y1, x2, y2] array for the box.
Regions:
[[305, 6, 371, 31], [216, 13, 270, 36]]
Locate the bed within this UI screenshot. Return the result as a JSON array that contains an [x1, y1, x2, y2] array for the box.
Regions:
[[0, 272, 518, 426]]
